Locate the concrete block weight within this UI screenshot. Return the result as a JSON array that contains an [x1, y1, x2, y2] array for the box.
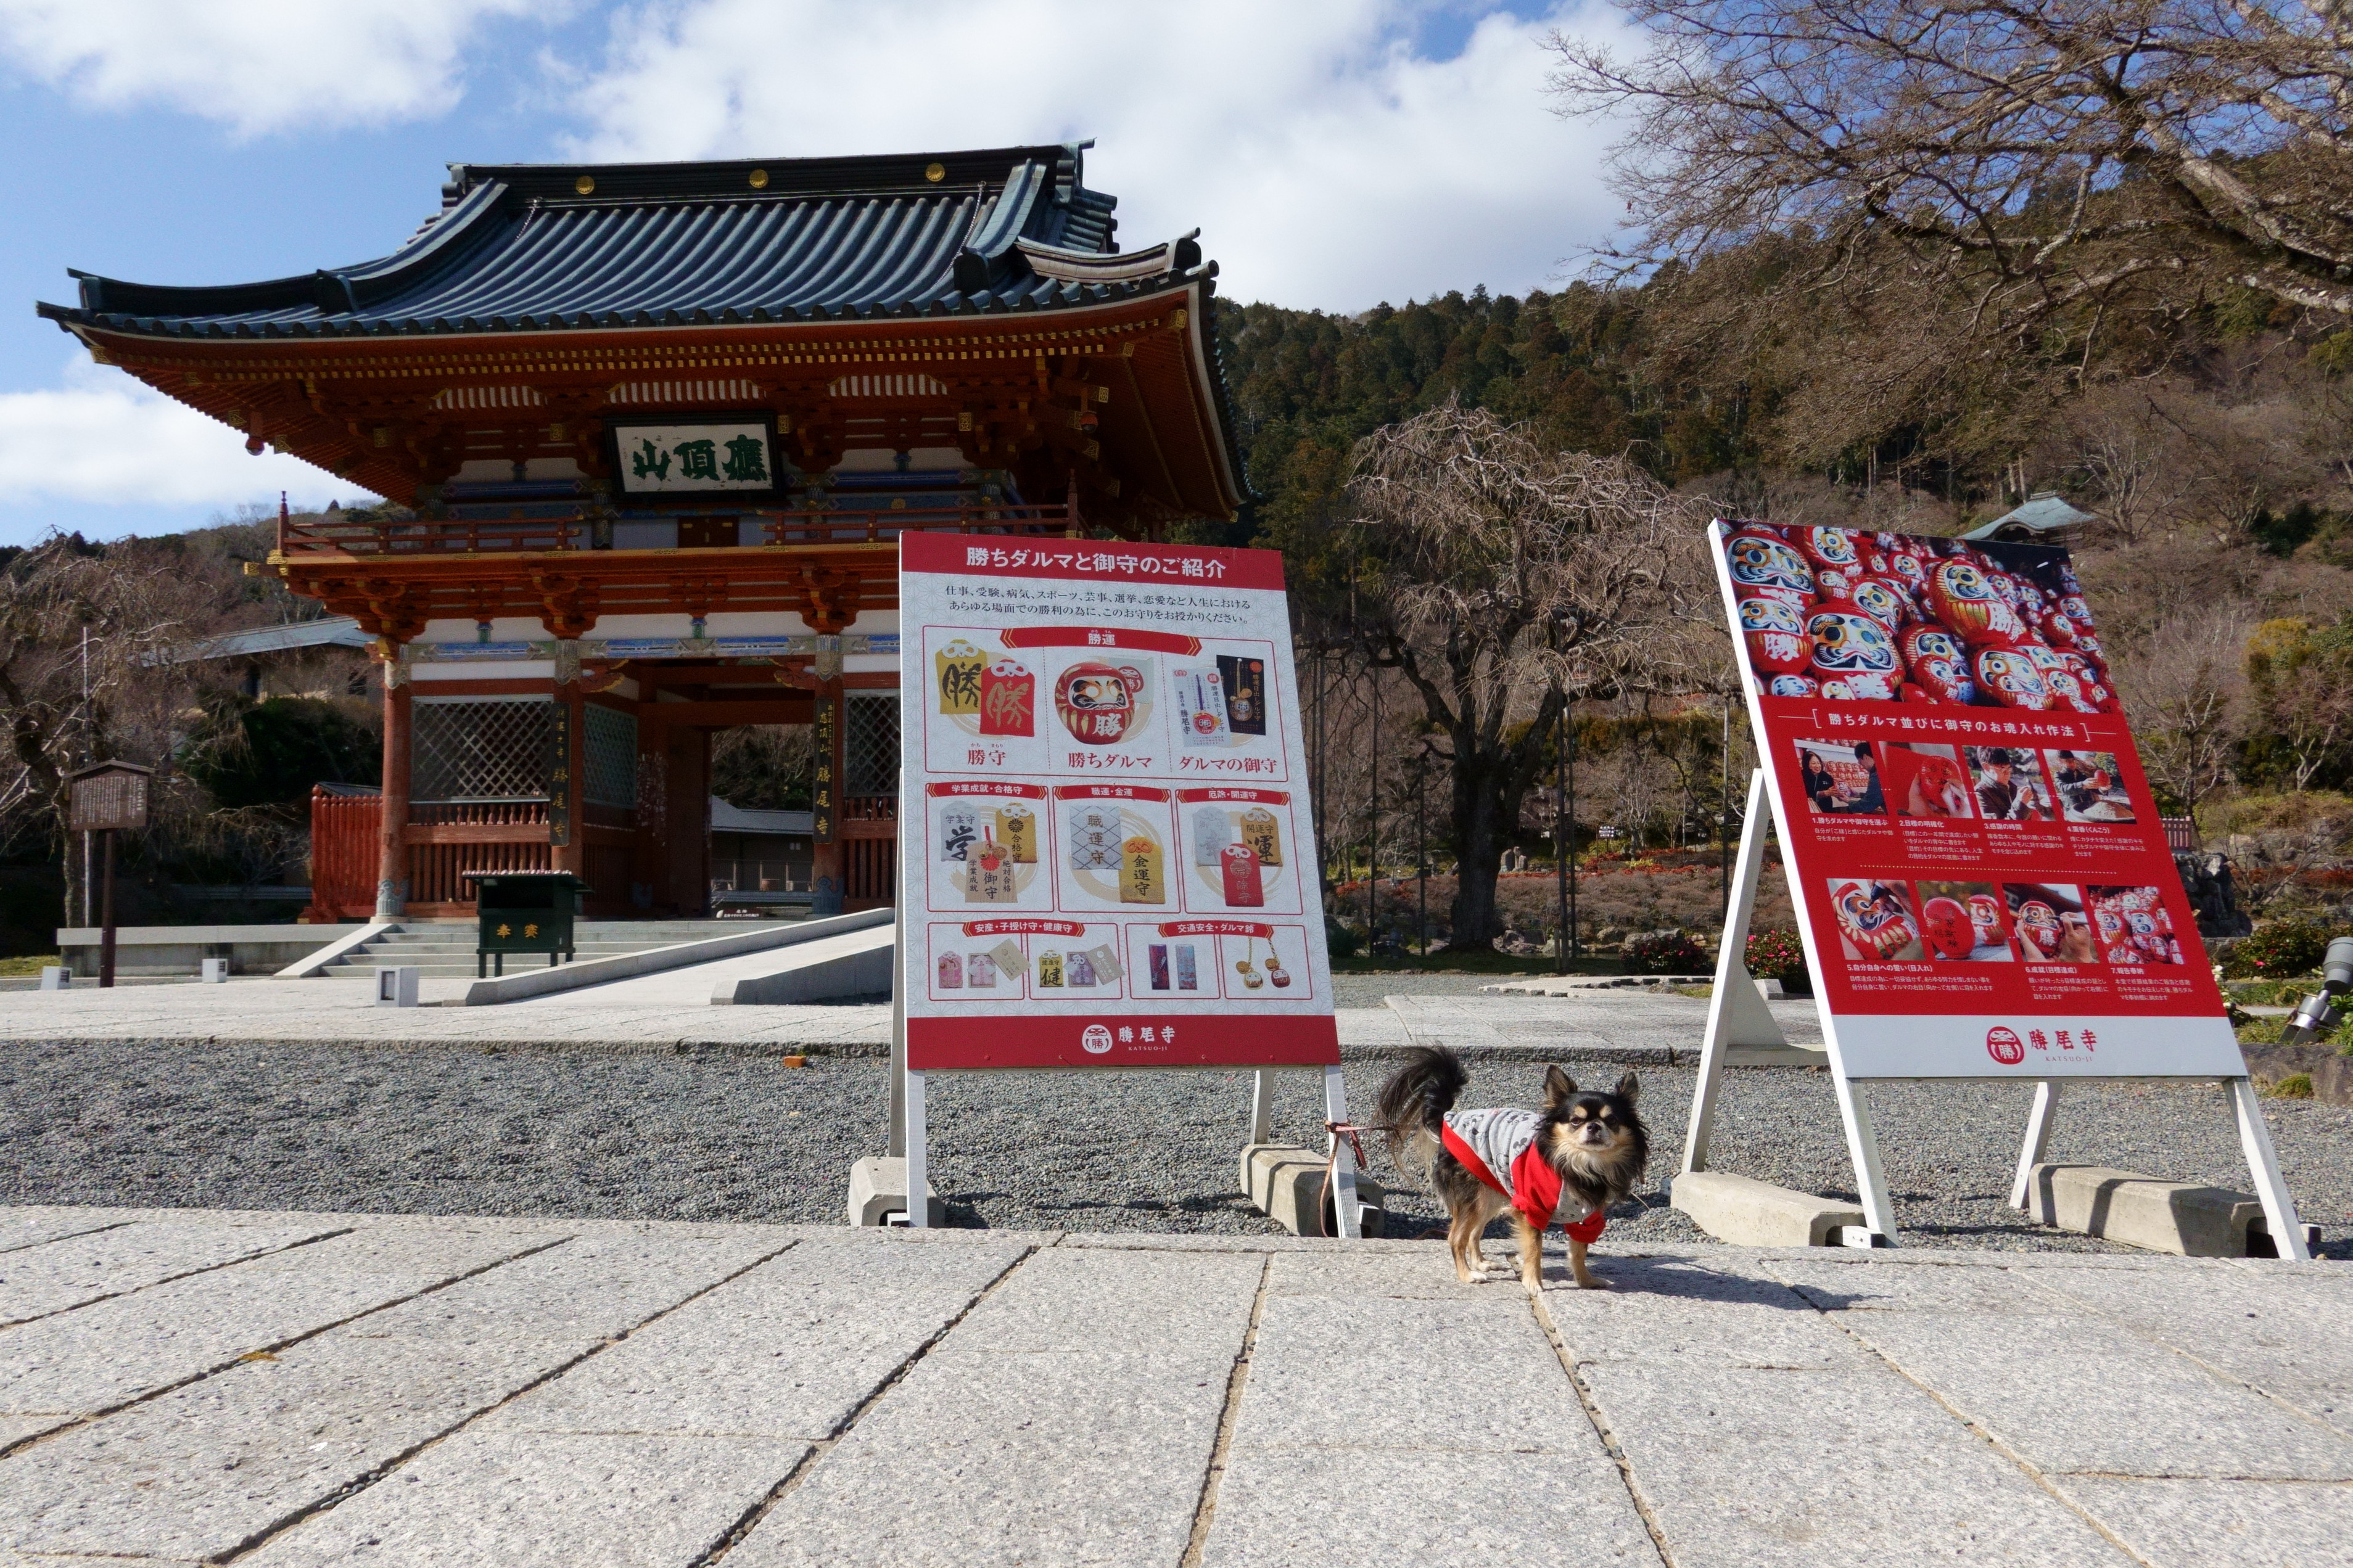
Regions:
[[1240, 1144, 1386, 1238], [847, 1155, 945, 1228], [2024, 1164, 2314, 1257], [1670, 1170, 1864, 1247]]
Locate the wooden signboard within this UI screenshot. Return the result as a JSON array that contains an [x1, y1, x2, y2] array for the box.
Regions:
[[66, 761, 151, 833]]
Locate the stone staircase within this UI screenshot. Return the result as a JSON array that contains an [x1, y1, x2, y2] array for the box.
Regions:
[[312, 919, 796, 980]]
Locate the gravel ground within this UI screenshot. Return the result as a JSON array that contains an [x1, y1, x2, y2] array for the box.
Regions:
[[2, 1035, 2346, 1257]]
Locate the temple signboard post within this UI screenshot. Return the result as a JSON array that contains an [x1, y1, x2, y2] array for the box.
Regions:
[[65, 760, 152, 990]]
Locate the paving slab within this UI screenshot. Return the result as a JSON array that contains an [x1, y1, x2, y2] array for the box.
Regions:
[[477, 1237, 1029, 1440], [1765, 1253, 2353, 1478], [244, 1431, 810, 1568], [1205, 1447, 1657, 1567], [928, 1243, 1260, 1361], [0, 1210, 141, 1255], [1380, 991, 1823, 1062], [1828, 1308, 2353, 1480], [1202, 1248, 1655, 1562], [2024, 1263, 2353, 1432], [2054, 1476, 2353, 1568], [0, 1217, 343, 1326], [0, 1231, 788, 1560], [731, 1347, 1234, 1568], [1575, 1358, 2127, 1565], [728, 1246, 1265, 1568], [0, 1204, 2348, 1566], [0, 1225, 552, 1434], [1544, 1255, 1868, 1371]]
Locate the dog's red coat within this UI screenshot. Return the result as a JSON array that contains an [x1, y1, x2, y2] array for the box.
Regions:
[[1440, 1121, 1608, 1243]]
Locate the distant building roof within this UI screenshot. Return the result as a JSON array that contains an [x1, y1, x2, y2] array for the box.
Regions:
[[159, 617, 373, 663], [1960, 493, 2097, 543], [709, 799, 814, 835]]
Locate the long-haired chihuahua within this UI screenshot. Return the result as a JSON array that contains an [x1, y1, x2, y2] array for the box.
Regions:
[[1374, 1046, 1648, 1290]]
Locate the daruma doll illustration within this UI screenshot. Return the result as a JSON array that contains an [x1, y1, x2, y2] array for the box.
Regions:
[[1057, 662, 1137, 745], [1900, 624, 1976, 704], [1969, 893, 2009, 951], [1833, 880, 1916, 959], [978, 659, 1035, 736], [1806, 604, 1904, 700], [1725, 530, 1813, 605], [1927, 558, 2027, 646], [1921, 896, 1974, 959], [1739, 596, 1809, 674]]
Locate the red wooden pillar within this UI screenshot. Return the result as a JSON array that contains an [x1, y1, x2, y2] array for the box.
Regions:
[[377, 668, 410, 917]]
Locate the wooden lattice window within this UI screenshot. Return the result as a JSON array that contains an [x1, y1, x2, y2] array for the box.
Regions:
[[584, 706, 638, 808], [411, 698, 554, 803], [844, 693, 900, 798]]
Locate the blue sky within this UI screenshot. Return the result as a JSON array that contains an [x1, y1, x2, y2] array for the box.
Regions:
[[0, 1, 1626, 546]]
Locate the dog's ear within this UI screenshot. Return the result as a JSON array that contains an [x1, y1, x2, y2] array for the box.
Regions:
[[1613, 1071, 1639, 1106], [1543, 1065, 1576, 1106]]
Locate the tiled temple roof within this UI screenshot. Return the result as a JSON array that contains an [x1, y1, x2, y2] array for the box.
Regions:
[[39, 144, 1213, 339]]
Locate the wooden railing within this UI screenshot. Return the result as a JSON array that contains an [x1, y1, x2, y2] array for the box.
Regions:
[[279, 497, 1081, 557], [407, 840, 550, 908], [303, 786, 381, 922], [411, 801, 550, 826], [281, 514, 576, 556], [760, 498, 1078, 547]]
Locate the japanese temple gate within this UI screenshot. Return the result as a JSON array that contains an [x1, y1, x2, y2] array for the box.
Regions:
[[44, 144, 1248, 917]]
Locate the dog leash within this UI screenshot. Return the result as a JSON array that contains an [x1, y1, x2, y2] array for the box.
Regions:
[[1315, 1120, 1374, 1239]]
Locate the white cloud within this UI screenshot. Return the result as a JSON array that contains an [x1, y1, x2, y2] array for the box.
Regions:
[[0, 355, 368, 511], [0, 0, 550, 137], [564, 1, 1633, 310]]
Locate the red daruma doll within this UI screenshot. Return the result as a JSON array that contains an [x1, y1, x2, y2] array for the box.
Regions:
[[1921, 897, 1974, 959], [1056, 662, 1135, 745], [979, 659, 1035, 736], [1969, 893, 2009, 951]]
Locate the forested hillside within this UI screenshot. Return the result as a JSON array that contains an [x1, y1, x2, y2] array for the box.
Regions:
[[1213, 268, 2353, 941]]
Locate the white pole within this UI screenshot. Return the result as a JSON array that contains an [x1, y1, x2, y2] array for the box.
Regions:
[[1322, 1065, 1362, 1241], [888, 901, 907, 1159], [904, 1069, 929, 1229], [2008, 1082, 2061, 1210], [2228, 1077, 2310, 1261], [1829, 1072, 1900, 1244], [1248, 1070, 1274, 1147], [1684, 768, 1774, 1174]]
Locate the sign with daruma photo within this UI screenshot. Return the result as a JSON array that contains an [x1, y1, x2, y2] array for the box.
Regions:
[[898, 532, 1337, 1070], [1713, 520, 2244, 1079]]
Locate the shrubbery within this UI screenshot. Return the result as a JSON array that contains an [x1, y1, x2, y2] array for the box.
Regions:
[[1623, 928, 1707, 974], [1745, 926, 1807, 981], [2222, 919, 2330, 979], [1324, 916, 1364, 959]]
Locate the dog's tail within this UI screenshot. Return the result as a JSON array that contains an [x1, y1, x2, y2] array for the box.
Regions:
[[1372, 1046, 1467, 1169]]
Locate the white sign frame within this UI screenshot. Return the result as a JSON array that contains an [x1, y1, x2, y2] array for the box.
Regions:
[[887, 533, 1361, 1237], [1687, 770, 2309, 1258]]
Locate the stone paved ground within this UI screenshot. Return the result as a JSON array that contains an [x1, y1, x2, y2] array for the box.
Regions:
[[0, 977, 1826, 1058], [0, 1204, 2343, 1566]]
